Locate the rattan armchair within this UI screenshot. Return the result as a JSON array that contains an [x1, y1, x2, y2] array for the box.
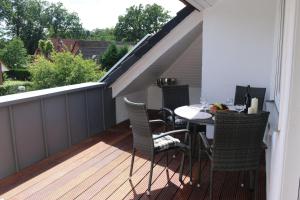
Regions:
[[124, 97, 192, 195], [234, 85, 266, 111], [198, 111, 269, 200]]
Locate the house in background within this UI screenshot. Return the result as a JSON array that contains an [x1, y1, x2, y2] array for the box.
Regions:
[[35, 38, 110, 62], [0, 60, 9, 85]]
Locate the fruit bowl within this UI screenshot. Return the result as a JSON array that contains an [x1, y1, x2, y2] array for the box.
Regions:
[[209, 103, 229, 113]]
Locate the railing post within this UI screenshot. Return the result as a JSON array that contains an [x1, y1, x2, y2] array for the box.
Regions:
[[8, 106, 19, 172], [85, 90, 90, 137], [65, 94, 72, 146], [40, 99, 49, 157]]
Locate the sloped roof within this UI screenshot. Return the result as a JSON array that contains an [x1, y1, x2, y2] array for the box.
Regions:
[[100, 5, 195, 86], [72, 40, 110, 60]]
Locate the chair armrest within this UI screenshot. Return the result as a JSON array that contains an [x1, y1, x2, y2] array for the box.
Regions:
[[199, 132, 211, 150], [161, 107, 175, 128], [149, 119, 168, 126], [161, 107, 174, 116], [153, 129, 189, 140]]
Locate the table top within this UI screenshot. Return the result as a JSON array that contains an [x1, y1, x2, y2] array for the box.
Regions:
[[174, 104, 241, 125], [174, 104, 215, 124]]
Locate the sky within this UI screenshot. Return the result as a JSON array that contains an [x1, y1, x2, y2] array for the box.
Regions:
[[47, 0, 185, 30]]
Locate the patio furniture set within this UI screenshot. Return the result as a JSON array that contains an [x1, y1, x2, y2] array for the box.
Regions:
[[124, 85, 269, 200]]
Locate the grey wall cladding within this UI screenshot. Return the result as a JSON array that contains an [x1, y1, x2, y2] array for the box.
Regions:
[[87, 88, 104, 136], [44, 96, 69, 155], [68, 92, 89, 145], [13, 101, 46, 169], [0, 83, 116, 179], [0, 107, 16, 178]]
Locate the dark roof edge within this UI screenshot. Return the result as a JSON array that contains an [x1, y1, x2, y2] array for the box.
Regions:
[[99, 5, 195, 86]]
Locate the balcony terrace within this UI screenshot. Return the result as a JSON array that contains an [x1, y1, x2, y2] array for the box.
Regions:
[[0, 121, 266, 200]]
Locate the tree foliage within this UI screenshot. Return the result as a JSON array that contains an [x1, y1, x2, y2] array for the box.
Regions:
[[100, 44, 129, 70], [44, 3, 86, 39], [29, 52, 105, 89], [87, 28, 116, 41], [0, 38, 28, 68], [0, 0, 86, 54], [38, 39, 54, 58], [115, 4, 171, 42]]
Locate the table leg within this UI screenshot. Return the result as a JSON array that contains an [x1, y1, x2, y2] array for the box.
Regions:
[[179, 121, 191, 183]]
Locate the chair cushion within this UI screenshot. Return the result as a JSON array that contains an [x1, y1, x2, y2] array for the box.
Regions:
[[153, 134, 180, 151]]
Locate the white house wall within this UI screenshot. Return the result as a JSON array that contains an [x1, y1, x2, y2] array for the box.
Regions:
[[115, 90, 147, 123], [147, 33, 203, 110], [202, 0, 277, 103], [147, 86, 201, 110], [277, 0, 300, 199], [162, 34, 202, 87]]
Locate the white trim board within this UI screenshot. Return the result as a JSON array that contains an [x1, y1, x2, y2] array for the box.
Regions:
[[111, 10, 203, 98], [186, 0, 219, 11]]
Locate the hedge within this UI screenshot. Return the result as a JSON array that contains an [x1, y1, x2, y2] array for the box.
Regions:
[[0, 81, 33, 96], [5, 68, 31, 81]]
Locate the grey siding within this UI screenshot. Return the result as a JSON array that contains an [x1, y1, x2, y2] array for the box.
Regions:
[[0, 83, 116, 179]]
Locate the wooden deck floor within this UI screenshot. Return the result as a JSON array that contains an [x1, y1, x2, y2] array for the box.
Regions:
[[0, 122, 266, 200]]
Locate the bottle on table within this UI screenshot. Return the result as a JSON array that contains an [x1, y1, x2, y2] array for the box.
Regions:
[[243, 85, 251, 113]]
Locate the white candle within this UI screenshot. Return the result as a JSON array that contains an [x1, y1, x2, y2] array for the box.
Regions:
[[251, 98, 258, 113], [248, 107, 255, 114]]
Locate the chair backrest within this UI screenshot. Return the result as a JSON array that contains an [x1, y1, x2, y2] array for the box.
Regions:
[[124, 97, 154, 155], [162, 85, 190, 111], [212, 111, 269, 171], [234, 85, 266, 111]]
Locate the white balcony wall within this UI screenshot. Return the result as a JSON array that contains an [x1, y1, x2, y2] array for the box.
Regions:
[[147, 34, 203, 110], [115, 90, 148, 123], [201, 0, 277, 103]]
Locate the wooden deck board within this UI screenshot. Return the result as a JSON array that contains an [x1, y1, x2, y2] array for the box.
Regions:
[[0, 122, 266, 200]]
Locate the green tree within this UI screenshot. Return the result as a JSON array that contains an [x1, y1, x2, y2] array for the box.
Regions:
[[0, 1, 87, 54], [0, 38, 28, 68], [38, 39, 54, 59], [0, 0, 47, 54], [114, 4, 171, 42], [100, 44, 129, 70], [88, 28, 116, 41], [30, 52, 104, 89], [44, 3, 86, 39]]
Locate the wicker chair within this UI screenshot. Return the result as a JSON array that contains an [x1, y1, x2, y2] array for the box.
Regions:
[[198, 111, 269, 200], [162, 85, 190, 129], [234, 85, 266, 111], [124, 97, 192, 195]]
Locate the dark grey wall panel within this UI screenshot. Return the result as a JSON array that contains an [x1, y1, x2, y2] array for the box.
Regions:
[[44, 96, 69, 155], [13, 101, 45, 169], [0, 83, 112, 179], [68, 92, 88, 144], [87, 89, 104, 136], [0, 108, 16, 179], [103, 88, 116, 129]]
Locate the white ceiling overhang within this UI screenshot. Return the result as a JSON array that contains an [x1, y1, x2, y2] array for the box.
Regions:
[[184, 0, 219, 11], [111, 10, 203, 97]]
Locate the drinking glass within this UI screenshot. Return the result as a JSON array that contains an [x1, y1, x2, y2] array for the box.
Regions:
[[226, 98, 234, 106], [200, 97, 208, 110]]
